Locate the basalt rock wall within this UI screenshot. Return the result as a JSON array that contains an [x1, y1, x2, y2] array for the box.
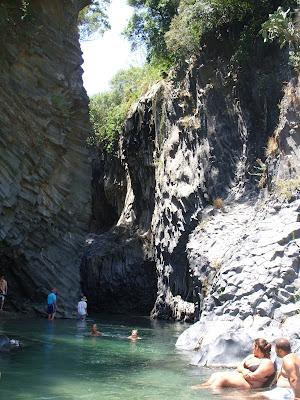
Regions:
[[0, 0, 91, 315], [85, 33, 300, 320]]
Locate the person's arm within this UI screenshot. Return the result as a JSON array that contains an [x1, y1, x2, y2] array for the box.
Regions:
[[243, 359, 274, 382], [237, 355, 252, 373], [4, 281, 7, 295], [283, 358, 298, 393]]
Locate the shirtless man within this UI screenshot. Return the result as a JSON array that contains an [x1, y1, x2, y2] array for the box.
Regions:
[[0, 276, 8, 311], [258, 338, 300, 400]]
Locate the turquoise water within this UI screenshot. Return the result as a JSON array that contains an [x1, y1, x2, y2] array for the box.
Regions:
[[0, 315, 250, 400]]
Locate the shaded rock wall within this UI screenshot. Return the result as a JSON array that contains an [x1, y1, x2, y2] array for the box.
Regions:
[[81, 87, 160, 313], [0, 0, 91, 315]]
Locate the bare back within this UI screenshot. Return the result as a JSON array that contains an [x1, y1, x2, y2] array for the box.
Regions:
[[278, 353, 300, 399]]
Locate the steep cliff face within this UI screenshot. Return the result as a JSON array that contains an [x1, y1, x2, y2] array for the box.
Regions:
[[85, 36, 300, 322], [81, 87, 159, 313], [0, 0, 91, 315]]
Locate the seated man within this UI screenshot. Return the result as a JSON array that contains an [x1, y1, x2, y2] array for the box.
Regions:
[[258, 338, 300, 400]]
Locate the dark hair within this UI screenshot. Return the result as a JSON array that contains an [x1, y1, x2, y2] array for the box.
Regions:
[[275, 338, 291, 353], [254, 338, 272, 357]]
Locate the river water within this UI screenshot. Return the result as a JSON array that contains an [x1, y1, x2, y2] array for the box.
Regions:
[[0, 315, 253, 400]]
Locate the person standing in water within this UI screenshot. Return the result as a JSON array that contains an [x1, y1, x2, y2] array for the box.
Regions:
[[77, 296, 88, 320], [0, 275, 7, 311], [47, 288, 57, 320]]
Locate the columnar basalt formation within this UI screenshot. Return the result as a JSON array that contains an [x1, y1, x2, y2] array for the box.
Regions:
[[86, 37, 300, 323], [0, 0, 91, 315]]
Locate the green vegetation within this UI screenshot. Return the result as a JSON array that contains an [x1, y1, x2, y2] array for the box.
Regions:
[[261, 6, 300, 72], [78, 0, 111, 39], [275, 177, 300, 201], [85, 1, 298, 155], [250, 159, 268, 189], [89, 64, 164, 152], [124, 0, 180, 61], [125, 0, 298, 62], [0, 1, 110, 39], [0, 0, 31, 28]]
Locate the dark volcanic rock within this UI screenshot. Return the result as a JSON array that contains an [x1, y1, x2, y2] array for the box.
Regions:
[[87, 37, 300, 321], [0, 0, 90, 316], [82, 87, 159, 313], [81, 229, 156, 313]]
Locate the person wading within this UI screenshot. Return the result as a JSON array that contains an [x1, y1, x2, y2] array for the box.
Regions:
[[47, 288, 57, 320], [0, 275, 8, 311]]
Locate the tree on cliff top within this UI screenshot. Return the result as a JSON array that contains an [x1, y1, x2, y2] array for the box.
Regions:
[[124, 0, 298, 62], [89, 64, 162, 152], [78, 0, 111, 39], [124, 0, 180, 61]]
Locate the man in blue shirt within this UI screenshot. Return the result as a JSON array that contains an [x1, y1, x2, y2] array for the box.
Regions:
[[47, 288, 57, 320]]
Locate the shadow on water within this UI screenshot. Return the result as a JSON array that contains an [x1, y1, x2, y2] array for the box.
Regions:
[[0, 315, 257, 400]]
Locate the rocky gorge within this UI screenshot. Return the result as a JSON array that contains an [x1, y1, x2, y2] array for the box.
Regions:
[[0, 0, 299, 364], [82, 19, 300, 358]]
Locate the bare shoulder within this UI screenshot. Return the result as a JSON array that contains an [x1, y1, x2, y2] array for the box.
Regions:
[[283, 353, 299, 369], [260, 358, 274, 368]]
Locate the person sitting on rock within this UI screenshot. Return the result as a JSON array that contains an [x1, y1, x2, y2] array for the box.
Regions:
[[127, 329, 141, 341], [90, 324, 102, 337], [255, 338, 300, 400], [193, 338, 276, 390]]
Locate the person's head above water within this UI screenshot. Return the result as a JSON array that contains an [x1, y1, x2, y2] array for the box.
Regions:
[[275, 338, 292, 358], [131, 329, 138, 337], [90, 324, 102, 336], [252, 338, 272, 358]]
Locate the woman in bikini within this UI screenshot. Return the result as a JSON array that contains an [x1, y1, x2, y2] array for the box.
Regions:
[[193, 338, 276, 390]]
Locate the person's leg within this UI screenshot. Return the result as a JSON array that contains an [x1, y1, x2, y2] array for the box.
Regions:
[[192, 372, 224, 388], [211, 371, 251, 389]]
